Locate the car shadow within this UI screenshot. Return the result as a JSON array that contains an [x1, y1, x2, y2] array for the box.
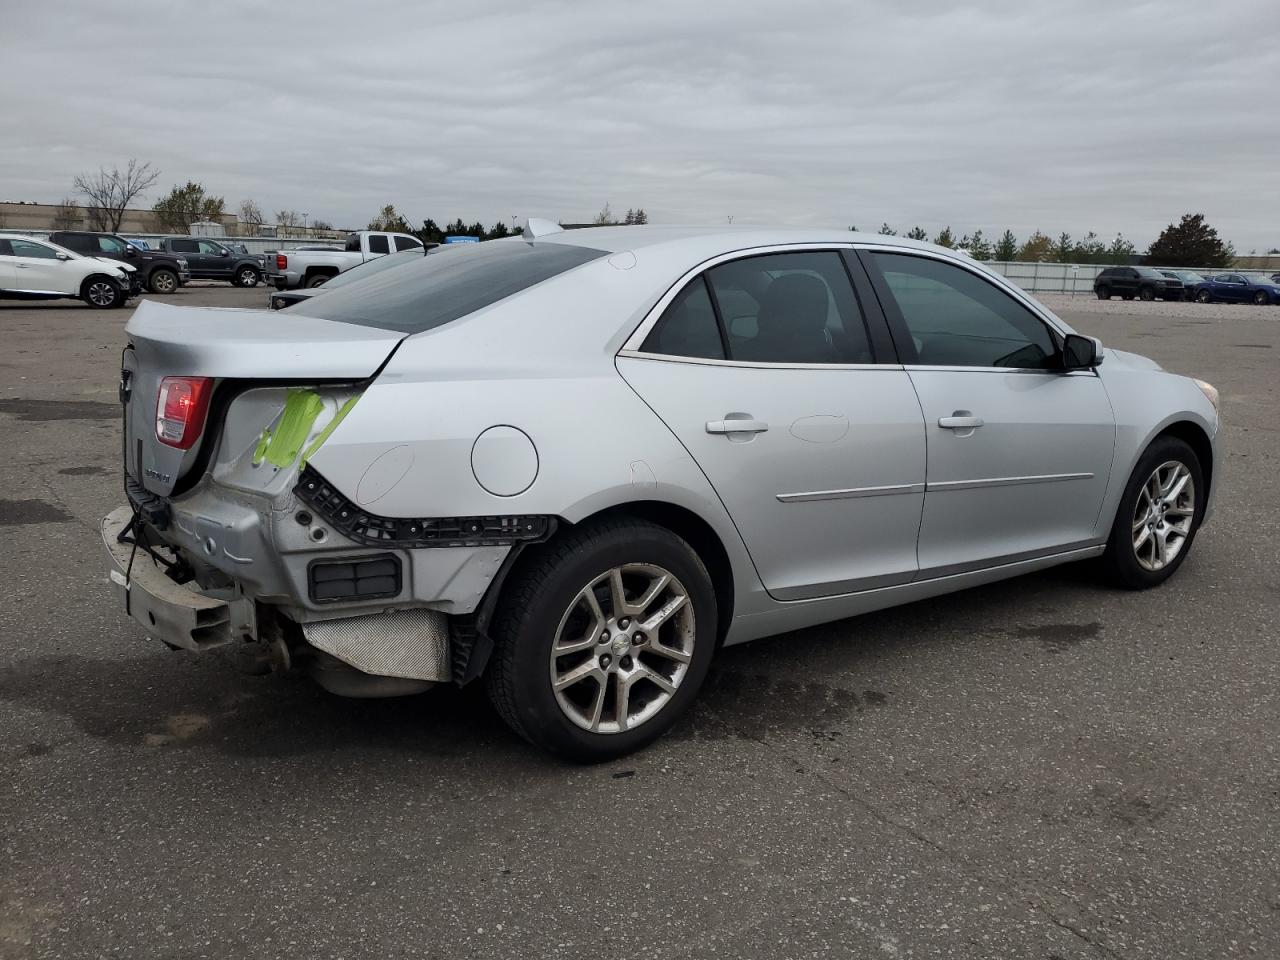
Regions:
[[0, 564, 1112, 769]]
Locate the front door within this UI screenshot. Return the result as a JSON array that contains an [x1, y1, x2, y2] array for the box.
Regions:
[[618, 249, 927, 600], [862, 249, 1116, 577], [198, 240, 231, 278], [8, 239, 74, 294]]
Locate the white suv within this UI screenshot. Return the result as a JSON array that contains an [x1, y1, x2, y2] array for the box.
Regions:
[[0, 234, 137, 308]]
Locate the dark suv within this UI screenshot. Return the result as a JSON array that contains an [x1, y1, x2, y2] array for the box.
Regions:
[[156, 237, 263, 287], [1094, 266, 1183, 301], [49, 231, 190, 295]]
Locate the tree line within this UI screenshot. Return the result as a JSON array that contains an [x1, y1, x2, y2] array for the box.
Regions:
[[864, 213, 1236, 268], [52, 160, 1249, 268]]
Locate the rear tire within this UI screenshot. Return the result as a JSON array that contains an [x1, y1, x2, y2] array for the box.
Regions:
[[1099, 436, 1204, 590], [81, 276, 121, 309], [235, 266, 260, 288], [306, 273, 332, 288], [486, 518, 718, 761], [148, 268, 178, 295]]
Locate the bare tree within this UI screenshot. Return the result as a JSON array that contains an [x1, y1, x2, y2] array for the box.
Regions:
[[239, 198, 264, 229], [276, 209, 302, 232], [73, 159, 159, 232], [593, 202, 613, 226], [50, 197, 80, 231]]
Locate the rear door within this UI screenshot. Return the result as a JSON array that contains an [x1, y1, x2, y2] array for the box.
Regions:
[[168, 238, 201, 274], [861, 249, 1115, 578], [618, 248, 926, 600]]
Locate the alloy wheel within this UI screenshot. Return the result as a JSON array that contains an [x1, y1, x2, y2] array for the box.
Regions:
[[151, 271, 176, 293], [88, 281, 116, 306], [549, 563, 695, 734], [1131, 460, 1196, 571]]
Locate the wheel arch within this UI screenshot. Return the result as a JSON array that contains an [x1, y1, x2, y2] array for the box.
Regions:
[[78, 272, 118, 298], [1153, 419, 1214, 503], [303, 265, 339, 282]]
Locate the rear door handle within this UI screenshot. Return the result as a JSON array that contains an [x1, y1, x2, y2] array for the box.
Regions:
[[706, 418, 769, 435], [938, 414, 984, 429]]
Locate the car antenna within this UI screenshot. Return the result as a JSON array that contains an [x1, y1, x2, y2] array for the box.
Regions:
[[522, 217, 563, 241]]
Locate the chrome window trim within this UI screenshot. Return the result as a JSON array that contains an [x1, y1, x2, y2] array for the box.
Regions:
[[903, 364, 1098, 378], [926, 472, 1094, 492], [616, 349, 899, 372], [777, 482, 925, 503], [621, 242, 870, 355]]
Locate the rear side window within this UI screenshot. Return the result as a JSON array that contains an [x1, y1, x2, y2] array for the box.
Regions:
[[57, 234, 90, 252], [170, 239, 198, 253], [368, 235, 390, 254], [292, 240, 607, 334], [394, 235, 423, 251], [641, 279, 724, 360], [871, 252, 1058, 369]]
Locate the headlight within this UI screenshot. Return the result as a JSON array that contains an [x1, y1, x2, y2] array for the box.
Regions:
[[1193, 378, 1219, 412]]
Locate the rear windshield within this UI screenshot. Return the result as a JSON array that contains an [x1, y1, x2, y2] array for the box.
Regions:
[[291, 240, 607, 333]]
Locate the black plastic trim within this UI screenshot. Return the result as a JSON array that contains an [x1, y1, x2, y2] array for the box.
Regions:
[[307, 553, 402, 603], [294, 464, 556, 549]]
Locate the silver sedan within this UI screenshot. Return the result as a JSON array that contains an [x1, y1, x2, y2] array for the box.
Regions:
[[103, 222, 1220, 760]]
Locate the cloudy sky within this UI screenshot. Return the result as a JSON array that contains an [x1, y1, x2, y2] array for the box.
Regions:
[[3, 1, 1278, 251]]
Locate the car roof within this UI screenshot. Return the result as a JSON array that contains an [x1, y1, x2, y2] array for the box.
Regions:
[[535, 223, 945, 259]]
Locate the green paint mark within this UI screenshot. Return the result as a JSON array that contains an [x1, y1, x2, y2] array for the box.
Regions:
[[301, 395, 359, 466], [252, 389, 325, 469]]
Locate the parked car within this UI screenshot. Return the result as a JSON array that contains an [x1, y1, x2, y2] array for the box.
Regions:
[[1159, 270, 1206, 300], [1191, 273, 1280, 305], [265, 230, 424, 290], [102, 224, 1219, 759], [268, 248, 425, 309], [0, 233, 137, 308], [1094, 266, 1183, 301], [50, 230, 190, 295], [155, 237, 263, 287]]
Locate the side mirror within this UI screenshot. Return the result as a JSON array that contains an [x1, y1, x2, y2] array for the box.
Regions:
[[220, 249, 231, 257], [1062, 333, 1103, 370], [55, 252, 71, 261]]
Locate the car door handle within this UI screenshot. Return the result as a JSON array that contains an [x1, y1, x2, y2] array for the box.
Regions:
[[938, 414, 984, 430], [15, 263, 28, 269], [706, 418, 769, 435]]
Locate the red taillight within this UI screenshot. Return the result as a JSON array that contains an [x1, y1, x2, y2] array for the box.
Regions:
[[156, 376, 213, 450], [276, 253, 288, 270]]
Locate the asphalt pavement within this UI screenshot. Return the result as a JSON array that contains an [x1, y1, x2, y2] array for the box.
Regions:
[[1, 284, 1276, 959]]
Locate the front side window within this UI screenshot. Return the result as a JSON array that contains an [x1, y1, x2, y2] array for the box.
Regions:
[[368, 235, 390, 254], [640, 279, 724, 360], [872, 252, 1058, 369], [197, 240, 224, 255], [97, 236, 128, 254], [11, 239, 58, 260]]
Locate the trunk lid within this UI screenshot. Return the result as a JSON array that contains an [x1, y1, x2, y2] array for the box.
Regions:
[[123, 300, 404, 497]]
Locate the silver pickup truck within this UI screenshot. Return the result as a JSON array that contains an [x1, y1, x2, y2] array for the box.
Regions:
[[265, 230, 424, 289]]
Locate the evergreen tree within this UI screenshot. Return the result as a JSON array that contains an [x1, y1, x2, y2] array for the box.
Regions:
[[1146, 213, 1232, 268], [878, 222, 897, 235], [994, 229, 1018, 261], [933, 226, 954, 248], [906, 226, 928, 241]]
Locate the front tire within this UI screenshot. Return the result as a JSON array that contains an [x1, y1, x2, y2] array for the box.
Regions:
[[1253, 290, 1269, 305], [1100, 436, 1204, 590], [81, 276, 121, 309], [235, 266, 260, 288], [1095, 285, 1110, 300], [1196, 289, 1212, 303], [148, 268, 178, 295], [1139, 286, 1156, 301], [487, 518, 718, 761]]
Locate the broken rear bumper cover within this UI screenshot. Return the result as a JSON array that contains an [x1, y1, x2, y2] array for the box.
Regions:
[[102, 504, 471, 686]]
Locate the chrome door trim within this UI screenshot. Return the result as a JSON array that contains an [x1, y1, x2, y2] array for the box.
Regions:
[[620, 242, 866, 353], [617, 350, 898, 372], [772, 568, 916, 600], [916, 538, 1101, 580], [926, 472, 1094, 492], [777, 482, 925, 503]]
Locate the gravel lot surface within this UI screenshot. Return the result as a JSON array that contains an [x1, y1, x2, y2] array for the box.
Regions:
[[1, 286, 1276, 959]]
